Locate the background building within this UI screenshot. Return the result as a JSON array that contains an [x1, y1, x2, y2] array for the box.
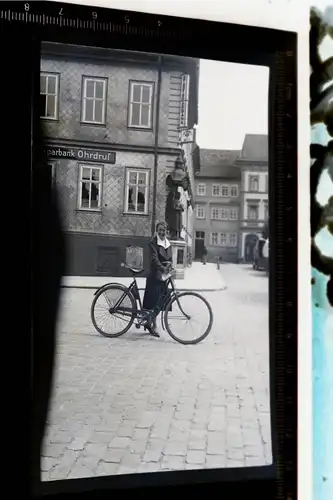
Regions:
[[194, 149, 241, 262], [237, 134, 268, 262], [41, 42, 198, 276]]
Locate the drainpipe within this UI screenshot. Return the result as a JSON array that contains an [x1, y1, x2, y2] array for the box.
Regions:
[[151, 55, 163, 235]]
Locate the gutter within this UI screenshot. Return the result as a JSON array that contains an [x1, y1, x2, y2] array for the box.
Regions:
[[151, 55, 163, 235]]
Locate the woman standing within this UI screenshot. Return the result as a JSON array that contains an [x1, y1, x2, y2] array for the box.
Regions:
[[143, 222, 173, 337]]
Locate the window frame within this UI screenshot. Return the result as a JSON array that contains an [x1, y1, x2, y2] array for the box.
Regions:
[[47, 161, 57, 186], [248, 204, 259, 220], [220, 232, 228, 246], [228, 233, 238, 247], [212, 184, 221, 197], [229, 208, 238, 220], [211, 232, 218, 245], [249, 175, 259, 192], [197, 183, 206, 196], [128, 81, 154, 130], [230, 185, 239, 197], [81, 76, 107, 125], [40, 72, 60, 121], [196, 205, 205, 219], [211, 207, 219, 220], [124, 168, 150, 215], [78, 164, 103, 211]]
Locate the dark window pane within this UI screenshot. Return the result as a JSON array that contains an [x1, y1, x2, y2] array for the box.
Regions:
[[84, 99, 94, 121], [141, 85, 151, 103], [90, 183, 99, 207], [46, 95, 55, 117], [140, 104, 150, 127], [40, 94, 47, 117], [137, 187, 146, 212], [128, 187, 135, 211], [94, 100, 103, 122], [81, 183, 90, 207], [47, 76, 56, 94], [40, 75, 46, 94], [85, 80, 95, 98], [132, 84, 141, 102], [131, 103, 140, 126], [95, 81, 104, 99]]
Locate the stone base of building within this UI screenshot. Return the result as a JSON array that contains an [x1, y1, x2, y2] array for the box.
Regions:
[[63, 231, 151, 277]]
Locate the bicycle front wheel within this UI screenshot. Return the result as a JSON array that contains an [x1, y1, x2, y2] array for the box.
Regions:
[[91, 284, 136, 338], [164, 292, 213, 345]]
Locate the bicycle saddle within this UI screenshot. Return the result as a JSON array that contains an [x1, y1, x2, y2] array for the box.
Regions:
[[121, 263, 145, 275]]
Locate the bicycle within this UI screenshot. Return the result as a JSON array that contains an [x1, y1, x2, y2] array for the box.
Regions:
[[90, 263, 213, 345]]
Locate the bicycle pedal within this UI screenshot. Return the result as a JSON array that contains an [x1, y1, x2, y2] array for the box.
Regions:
[[135, 324, 141, 329]]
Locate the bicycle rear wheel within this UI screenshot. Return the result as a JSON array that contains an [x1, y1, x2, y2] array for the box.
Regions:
[[164, 292, 213, 345], [91, 284, 136, 338]]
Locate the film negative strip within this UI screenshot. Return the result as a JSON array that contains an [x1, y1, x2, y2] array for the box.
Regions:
[[273, 50, 298, 500], [2, 1, 298, 496]]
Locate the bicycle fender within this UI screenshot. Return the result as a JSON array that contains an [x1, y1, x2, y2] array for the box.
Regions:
[[93, 282, 128, 296]]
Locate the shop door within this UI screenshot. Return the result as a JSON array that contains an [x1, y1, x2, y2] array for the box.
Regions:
[[195, 231, 205, 260]]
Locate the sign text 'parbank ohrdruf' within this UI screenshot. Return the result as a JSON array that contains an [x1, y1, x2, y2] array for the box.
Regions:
[[45, 147, 116, 164]]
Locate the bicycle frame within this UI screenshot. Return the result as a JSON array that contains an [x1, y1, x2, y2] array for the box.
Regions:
[[106, 276, 188, 331]]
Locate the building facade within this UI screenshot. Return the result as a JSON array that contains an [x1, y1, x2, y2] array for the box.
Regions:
[[193, 149, 241, 262], [237, 134, 269, 262], [41, 42, 198, 276]]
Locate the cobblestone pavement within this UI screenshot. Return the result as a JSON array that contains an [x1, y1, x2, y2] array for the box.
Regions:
[[42, 264, 271, 481]]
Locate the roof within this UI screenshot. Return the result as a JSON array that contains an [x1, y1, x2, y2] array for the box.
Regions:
[[240, 134, 268, 162], [196, 149, 241, 179]]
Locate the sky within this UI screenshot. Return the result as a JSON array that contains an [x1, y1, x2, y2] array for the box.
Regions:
[[194, 60, 269, 150]]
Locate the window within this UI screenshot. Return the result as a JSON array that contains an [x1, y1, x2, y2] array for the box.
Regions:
[[40, 73, 59, 119], [211, 232, 218, 245], [196, 231, 205, 239], [211, 208, 219, 220], [221, 185, 229, 197], [79, 165, 102, 210], [212, 184, 221, 196], [264, 203, 269, 220], [229, 233, 237, 247], [125, 169, 149, 214], [220, 208, 229, 220], [48, 162, 56, 185], [128, 82, 154, 128], [196, 205, 205, 219], [220, 233, 228, 246], [249, 175, 259, 192], [265, 175, 269, 192], [248, 204, 259, 220], [230, 185, 238, 197], [82, 77, 107, 124], [229, 208, 238, 220], [197, 184, 206, 196]]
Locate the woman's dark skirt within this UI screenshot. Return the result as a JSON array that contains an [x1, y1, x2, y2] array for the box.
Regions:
[[143, 274, 169, 311]]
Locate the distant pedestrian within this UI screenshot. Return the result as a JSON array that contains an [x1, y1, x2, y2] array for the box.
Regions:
[[202, 246, 207, 265]]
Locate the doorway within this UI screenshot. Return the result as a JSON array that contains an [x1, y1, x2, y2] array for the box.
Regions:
[[195, 231, 205, 260], [244, 233, 259, 263]]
